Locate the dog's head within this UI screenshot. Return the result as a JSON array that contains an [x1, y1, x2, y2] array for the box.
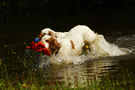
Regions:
[[38, 28, 56, 40], [41, 35, 61, 55]]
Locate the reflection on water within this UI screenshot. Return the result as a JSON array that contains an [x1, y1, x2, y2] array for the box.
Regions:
[[40, 53, 135, 87], [41, 58, 120, 87]]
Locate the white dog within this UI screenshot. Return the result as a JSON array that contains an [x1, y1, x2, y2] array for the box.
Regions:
[[40, 25, 97, 56]]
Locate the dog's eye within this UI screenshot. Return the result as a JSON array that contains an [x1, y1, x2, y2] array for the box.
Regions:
[[46, 40, 49, 42]]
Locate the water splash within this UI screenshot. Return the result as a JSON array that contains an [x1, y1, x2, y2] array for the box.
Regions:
[[89, 35, 131, 57], [39, 55, 90, 67], [39, 34, 132, 67], [116, 34, 135, 52]]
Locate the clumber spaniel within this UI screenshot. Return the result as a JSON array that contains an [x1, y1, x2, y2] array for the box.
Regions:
[[40, 25, 98, 56]]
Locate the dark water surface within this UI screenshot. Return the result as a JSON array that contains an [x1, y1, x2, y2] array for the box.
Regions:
[[0, 13, 135, 87]]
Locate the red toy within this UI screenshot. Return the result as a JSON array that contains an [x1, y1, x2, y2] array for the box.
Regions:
[[27, 41, 51, 56]]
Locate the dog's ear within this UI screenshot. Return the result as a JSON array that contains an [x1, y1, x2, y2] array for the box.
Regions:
[[49, 37, 60, 54]]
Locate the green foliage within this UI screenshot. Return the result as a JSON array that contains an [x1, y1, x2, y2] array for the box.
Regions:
[[0, 0, 133, 23], [0, 0, 132, 13], [0, 0, 50, 10]]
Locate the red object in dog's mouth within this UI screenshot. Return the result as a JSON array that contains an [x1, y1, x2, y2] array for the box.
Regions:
[[27, 41, 51, 56]]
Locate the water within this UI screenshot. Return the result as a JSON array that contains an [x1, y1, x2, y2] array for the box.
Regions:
[[0, 18, 135, 87], [37, 31, 135, 87]]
